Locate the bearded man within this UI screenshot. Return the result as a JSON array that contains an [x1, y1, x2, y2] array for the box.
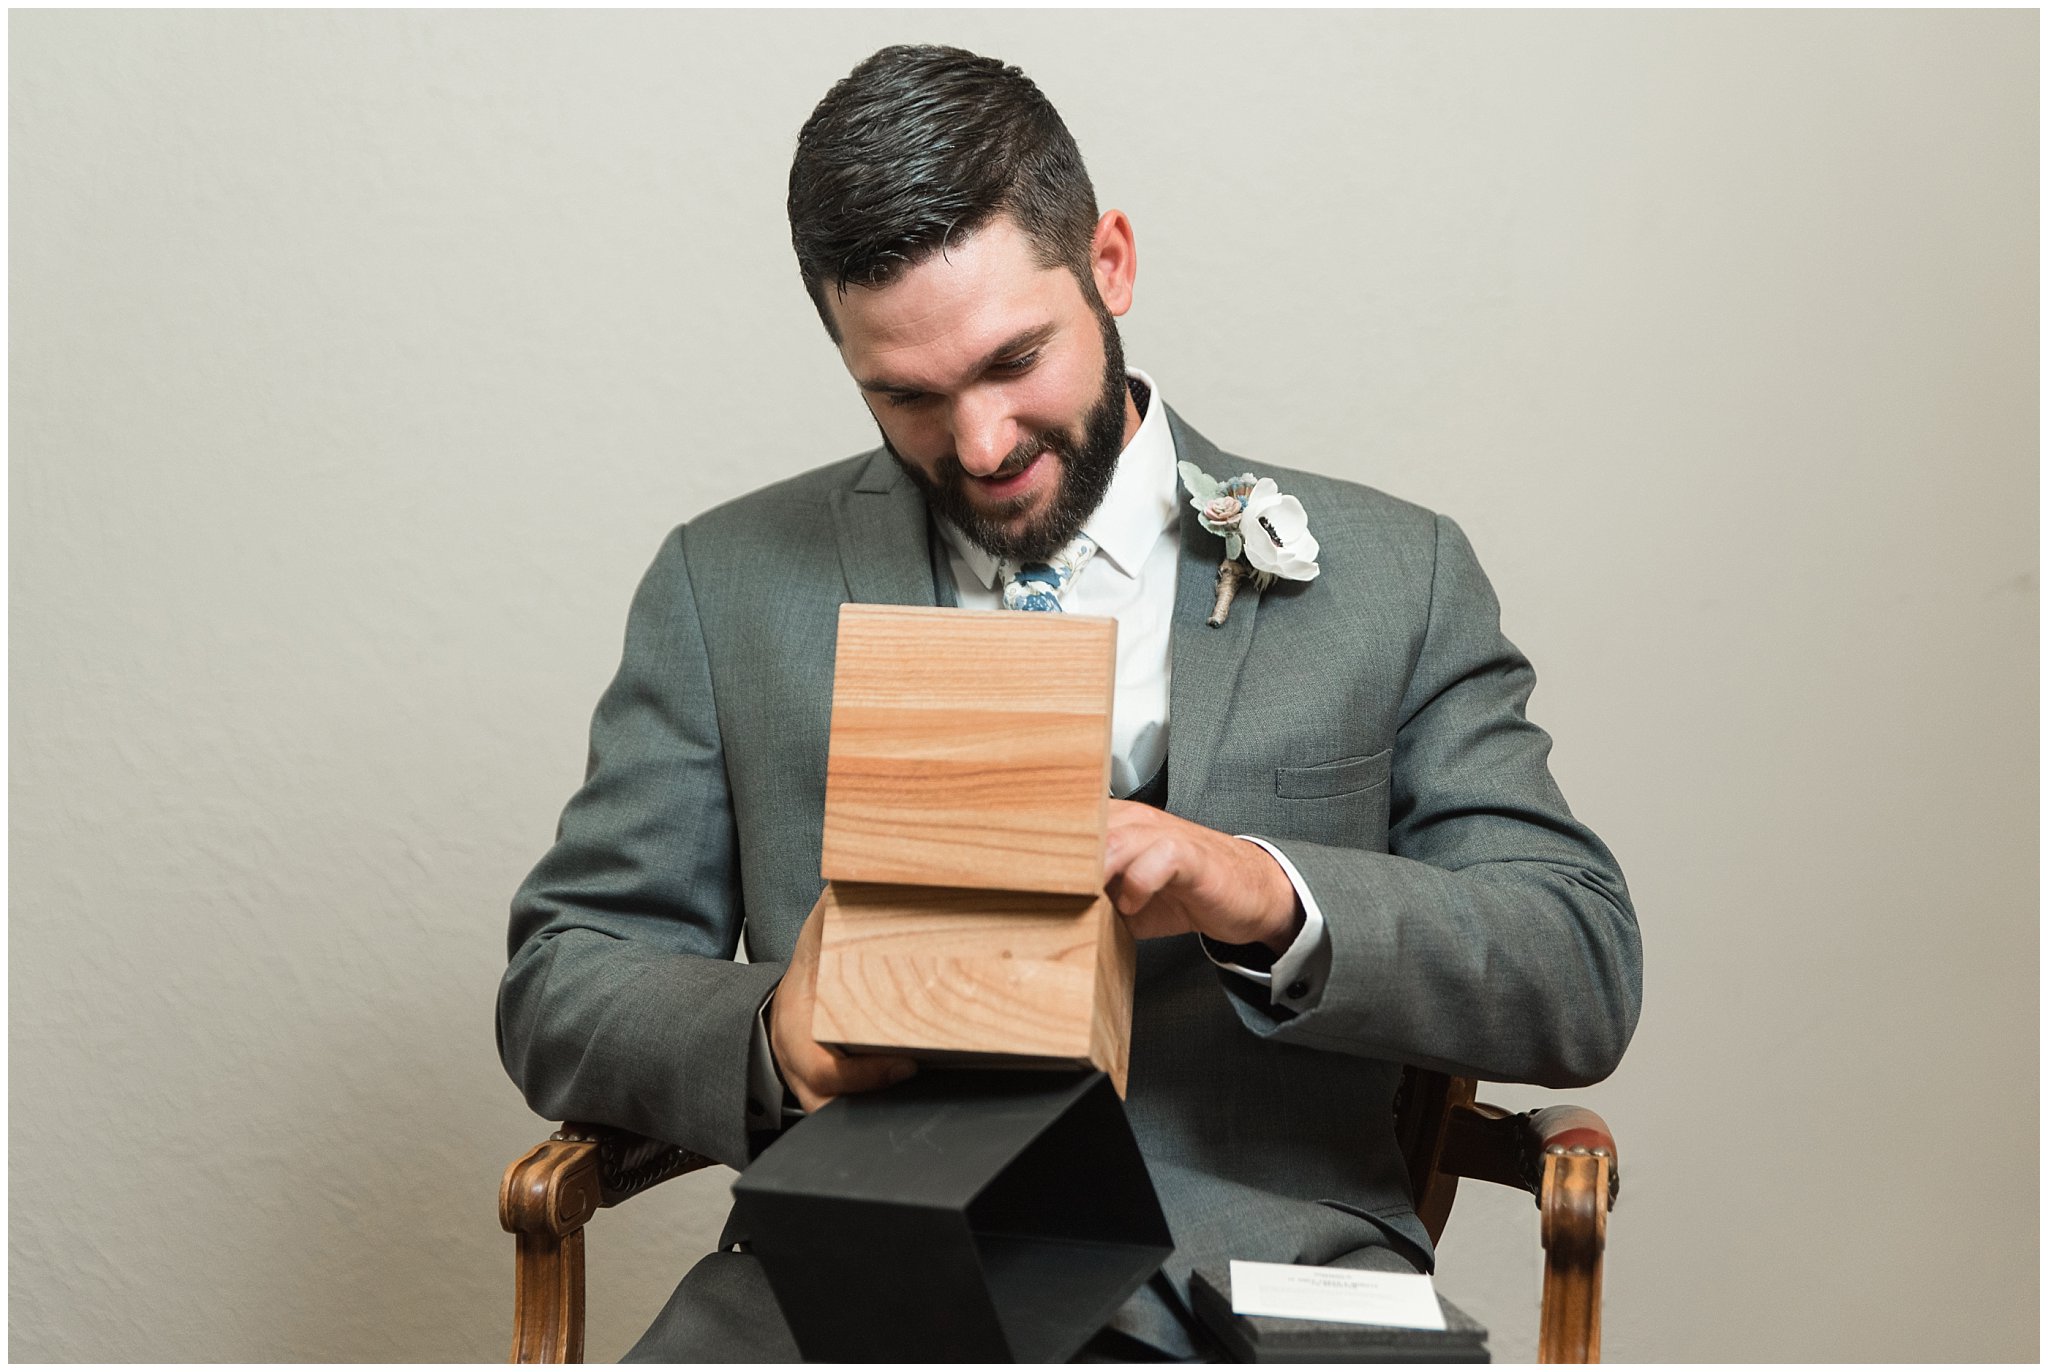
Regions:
[[498, 43, 1641, 1362]]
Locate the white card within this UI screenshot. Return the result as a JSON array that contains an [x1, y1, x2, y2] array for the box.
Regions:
[[1228, 1259, 1448, 1331]]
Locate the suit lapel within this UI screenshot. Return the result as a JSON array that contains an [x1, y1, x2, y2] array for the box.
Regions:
[[1165, 410, 1262, 820], [830, 450, 941, 608]]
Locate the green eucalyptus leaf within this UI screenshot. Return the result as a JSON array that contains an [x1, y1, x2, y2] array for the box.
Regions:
[[1225, 532, 1243, 561], [1178, 461, 1221, 502]]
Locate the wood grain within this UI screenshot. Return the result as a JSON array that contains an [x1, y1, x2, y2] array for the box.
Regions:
[[811, 881, 1133, 1094], [1538, 1150, 1609, 1363], [1398, 1076, 1619, 1362], [1086, 878, 1136, 1094], [499, 1127, 714, 1363], [499, 1138, 599, 1362], [821, 604, 1116, 894]]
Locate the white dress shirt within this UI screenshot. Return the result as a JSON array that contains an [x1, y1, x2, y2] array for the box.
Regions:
[[932, 371, 1180, 799], [748, 369, 1328, 1126]]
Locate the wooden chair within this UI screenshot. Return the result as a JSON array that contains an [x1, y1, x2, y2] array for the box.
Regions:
[[499, 1068, 1619, 1363]]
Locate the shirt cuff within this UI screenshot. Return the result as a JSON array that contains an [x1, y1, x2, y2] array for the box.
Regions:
[[749, 986, 806, 1130], [1199, 835, 1330, 1010]]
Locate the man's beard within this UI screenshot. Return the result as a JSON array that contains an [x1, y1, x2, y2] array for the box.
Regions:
[[883, 317, 1129, 565]]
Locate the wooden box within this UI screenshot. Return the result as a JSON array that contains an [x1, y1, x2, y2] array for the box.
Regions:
[[820, 603, 1115, 896], [811, 882, 1135, 1095], [812, 604, 1132, 1092]]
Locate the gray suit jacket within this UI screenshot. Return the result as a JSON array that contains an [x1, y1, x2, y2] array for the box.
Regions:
[[498, 409, 1641, 1352]]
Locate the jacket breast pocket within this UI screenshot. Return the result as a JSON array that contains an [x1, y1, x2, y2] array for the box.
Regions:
[[1274, 749, 1392, 800], [1266, 749, 1394, 851]]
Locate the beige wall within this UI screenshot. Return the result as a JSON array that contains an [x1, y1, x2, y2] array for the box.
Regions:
[[10, 10, 2036, 1362]]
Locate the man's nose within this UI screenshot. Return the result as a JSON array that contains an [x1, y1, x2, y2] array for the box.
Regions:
[[949, 391, 1015, 477]]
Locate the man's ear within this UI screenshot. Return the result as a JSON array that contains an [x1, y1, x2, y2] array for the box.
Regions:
[[1090, 210, 1137, 317]]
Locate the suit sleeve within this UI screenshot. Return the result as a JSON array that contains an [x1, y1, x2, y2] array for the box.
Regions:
[[496, 524, 781, 1167], [1231, 514, 1642, 1088]]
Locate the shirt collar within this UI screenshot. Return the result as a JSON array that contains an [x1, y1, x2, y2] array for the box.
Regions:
[[939, 367, 1179, 589]]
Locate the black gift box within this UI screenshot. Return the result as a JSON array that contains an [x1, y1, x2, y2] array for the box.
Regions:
[[732, 1068, 1173, 1363]]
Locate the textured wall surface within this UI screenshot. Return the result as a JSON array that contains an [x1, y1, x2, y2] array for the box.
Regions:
[[10, 10, 2036, 1362]]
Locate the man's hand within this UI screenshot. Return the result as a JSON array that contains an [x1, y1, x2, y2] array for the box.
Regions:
[[767, 901, 918, 1113], [1103, 800, 1304, 951]]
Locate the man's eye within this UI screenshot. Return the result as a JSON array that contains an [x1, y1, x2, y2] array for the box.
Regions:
[[992, 351, 1039, 375], [881, 391, 930, 409]]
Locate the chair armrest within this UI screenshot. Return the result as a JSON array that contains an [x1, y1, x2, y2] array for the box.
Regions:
[[1438, 1102, 1620, 1207], [501, 1137, 602, 1238], [1439, 1101, 1618, 1363], [1536, 1133, 1611, 1363], [550, 1122, 716, 1208], [499, 1124, 714, 1236], [499, 1126, 716, 1363]]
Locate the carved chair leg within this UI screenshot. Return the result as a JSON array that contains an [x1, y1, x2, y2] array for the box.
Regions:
[[1537, 1151, 1609, 1363], [510, 1227, 586, 1363]]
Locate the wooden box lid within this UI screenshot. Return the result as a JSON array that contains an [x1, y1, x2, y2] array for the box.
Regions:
[[821, 604, 1117, 896]]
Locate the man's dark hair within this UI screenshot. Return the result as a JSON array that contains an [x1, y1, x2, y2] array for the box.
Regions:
[[788, 44, 1101, 340]]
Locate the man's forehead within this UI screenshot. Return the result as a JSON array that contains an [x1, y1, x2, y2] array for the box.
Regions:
[[831, 221, 1077, 369]]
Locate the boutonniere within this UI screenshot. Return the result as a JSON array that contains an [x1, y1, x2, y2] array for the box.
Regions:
[[1178, 461, 1322, 626]]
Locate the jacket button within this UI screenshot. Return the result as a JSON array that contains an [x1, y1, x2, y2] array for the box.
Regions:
[[746, 1097, 765, 1118], [1285, 979, 1310, 1000]]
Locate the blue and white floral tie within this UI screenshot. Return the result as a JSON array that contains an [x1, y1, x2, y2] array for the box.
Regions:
[[999, 533, 1098, 612]]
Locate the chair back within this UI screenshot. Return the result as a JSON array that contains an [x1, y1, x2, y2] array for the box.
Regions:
[[1392, 1067, 1476, 1245]]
